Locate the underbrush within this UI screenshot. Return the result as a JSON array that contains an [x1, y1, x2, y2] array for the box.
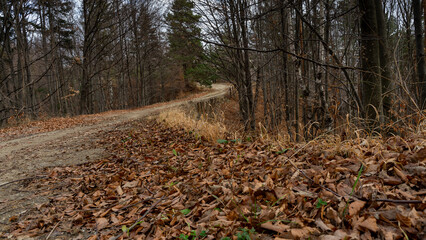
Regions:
[[156, 105, 425, 159], [156, 108, 228, 142]]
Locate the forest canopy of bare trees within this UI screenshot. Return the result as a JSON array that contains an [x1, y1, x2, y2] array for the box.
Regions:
[[1, 0, 182, 123], [196, 0, 426, 137], [1, 0, 425, 138]]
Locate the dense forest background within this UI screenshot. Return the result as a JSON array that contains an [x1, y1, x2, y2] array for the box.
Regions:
[[1, 0, 425, 139]]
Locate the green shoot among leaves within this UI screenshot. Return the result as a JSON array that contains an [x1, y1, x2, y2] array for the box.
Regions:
[[236, 228, 256, 240], [199, 230, 207, 238], [181, 208, 191, 215], [121, 225, 129, 235], [351, 164, 364, 195], [315, 198, 327, 209], [343, 164, 365, 217], [179, 234, 189, 240], [271, 194, 287, 207], [179, 230, 208, 240], [276, 148, 290, 154]]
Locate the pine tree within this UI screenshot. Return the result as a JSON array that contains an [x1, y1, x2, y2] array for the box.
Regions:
[[166, 0, 203, 87]]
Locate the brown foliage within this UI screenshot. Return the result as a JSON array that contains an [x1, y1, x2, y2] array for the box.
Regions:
[[4, 120, 425, 239]]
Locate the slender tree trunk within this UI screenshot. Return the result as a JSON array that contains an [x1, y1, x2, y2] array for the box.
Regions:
[[40, 4, 54, 114], [22, 19, 34, 117], [116, 0, 126, 109], [80, 0, 91, 114], [423, 0, 426, 108], [280, 2, 292, 138], [325, 0, 331, 109], [375, 0, 392, 117], [80, 0, 108, 114], [414, 0, 426, 109], [294, 0, 302, 141], [318, 0, 330, 129], [359, 0, 383, 125], [14, 2, 25, 114], [239, 0, 255, 130]]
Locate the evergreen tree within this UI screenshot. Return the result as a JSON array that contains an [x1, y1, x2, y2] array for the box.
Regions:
[[166, 0, 204, 87]]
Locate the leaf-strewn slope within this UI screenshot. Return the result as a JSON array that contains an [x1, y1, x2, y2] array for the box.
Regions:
[[5, 120, 425, 239]]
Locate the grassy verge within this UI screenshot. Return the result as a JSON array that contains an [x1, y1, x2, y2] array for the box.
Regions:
[[156, 108, 227, 142]]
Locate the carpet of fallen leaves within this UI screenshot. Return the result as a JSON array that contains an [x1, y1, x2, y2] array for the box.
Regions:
[[5, 120, 425, 239]]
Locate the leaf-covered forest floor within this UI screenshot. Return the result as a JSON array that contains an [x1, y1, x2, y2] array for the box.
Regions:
[[2, 113, 425, 239], [0, 84, 231, 239]]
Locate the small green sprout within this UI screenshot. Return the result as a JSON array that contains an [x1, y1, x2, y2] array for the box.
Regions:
[[181, 208, 191, 215], [315, 198, 327, 209]]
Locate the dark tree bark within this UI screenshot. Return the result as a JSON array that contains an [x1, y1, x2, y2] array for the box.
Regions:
[[375, 0, 392, 116], [294, 0, 303, 141], [239, 0, 255, 130], [280, 0, 291, 138], [423, 0, 426, 109], [359, 0, 383, 124], [414, 0, 426, 109]]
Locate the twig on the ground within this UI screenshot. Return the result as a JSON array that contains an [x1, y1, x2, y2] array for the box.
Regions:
[[143, 185, 154, 195], [111, 195, 165, 240], [45, 215, 63, 240], [354, 195, 423, 204], [0, 176, 46, 188], [280, 138, 349, 200], [286, 157, 344, 199], [119, 197, 154, 211]]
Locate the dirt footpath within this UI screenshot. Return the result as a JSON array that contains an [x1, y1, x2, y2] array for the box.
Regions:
[[0, 83, 230, 232]]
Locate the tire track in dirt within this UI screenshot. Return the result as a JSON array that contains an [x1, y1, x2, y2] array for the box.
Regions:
[[0, 83, 231, 230]]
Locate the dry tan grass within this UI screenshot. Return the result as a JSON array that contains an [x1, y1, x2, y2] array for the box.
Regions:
[[156, 101, 425, 161], [156, 108, 227, 142]]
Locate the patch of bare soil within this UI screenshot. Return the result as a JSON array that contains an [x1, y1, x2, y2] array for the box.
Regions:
[[0, 84, 231, 235]]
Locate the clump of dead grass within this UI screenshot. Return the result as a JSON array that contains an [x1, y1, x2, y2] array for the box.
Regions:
[[156, 108, 227, 142]]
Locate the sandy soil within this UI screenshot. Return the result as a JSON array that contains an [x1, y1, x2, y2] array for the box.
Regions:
[[0, 83, 231, 233]]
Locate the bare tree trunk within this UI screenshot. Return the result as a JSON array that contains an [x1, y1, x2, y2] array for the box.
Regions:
[[325, 0, 331, 109], [239, 0, 255, 130], [375, 0, 392, 116], [294, 0, 302, 141], [115, 0, 126, 109], [359, 0, 383, 125], [80, 0, 107, 114], [280, 1, 292, 138], [414, 0, 426, 109], [423, 0, 426, 108], [80, 0, 92, 114], [22, 18, 34, 117], [13, 1, 25, 115], [317, 0, 330, 129]]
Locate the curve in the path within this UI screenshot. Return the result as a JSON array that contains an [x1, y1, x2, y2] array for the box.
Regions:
[[0, 83, 230, 182], [0, 83, 231, 227]]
